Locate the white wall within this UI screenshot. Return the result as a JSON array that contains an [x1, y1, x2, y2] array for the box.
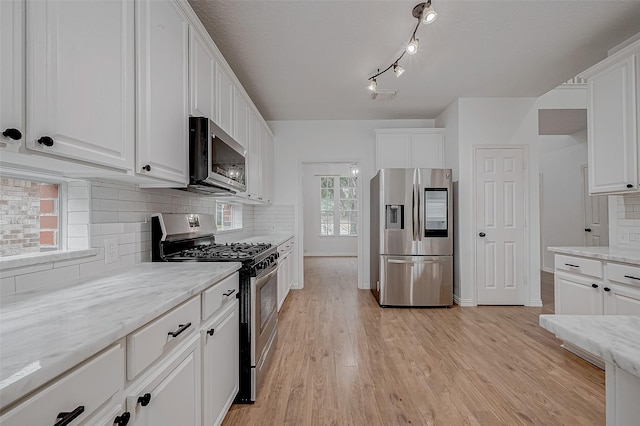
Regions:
[[302, 162, 358, 256], [437, 98, 541, 307], [269, 119, 435, 289], [538, 131, 588, 271]]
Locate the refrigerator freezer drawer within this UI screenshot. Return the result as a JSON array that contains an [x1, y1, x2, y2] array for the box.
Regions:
[[380, 255, 453, 306]]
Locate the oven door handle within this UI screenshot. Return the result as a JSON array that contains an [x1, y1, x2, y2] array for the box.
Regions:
[[256, 266, 278, 288]]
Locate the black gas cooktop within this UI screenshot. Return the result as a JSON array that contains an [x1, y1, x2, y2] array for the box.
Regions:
[[165, 242, 272, 261]]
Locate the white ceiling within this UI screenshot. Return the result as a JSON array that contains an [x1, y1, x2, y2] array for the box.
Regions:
[[188, 0, 640, 121]]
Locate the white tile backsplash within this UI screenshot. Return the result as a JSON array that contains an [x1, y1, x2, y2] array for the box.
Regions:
[[611, 194, 640, 248], [2, 179, 258, 294]]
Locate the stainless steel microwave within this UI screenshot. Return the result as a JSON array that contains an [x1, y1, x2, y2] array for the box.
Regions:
[[188, 116, 246, 194]]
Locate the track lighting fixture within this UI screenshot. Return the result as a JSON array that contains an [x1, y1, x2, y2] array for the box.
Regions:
[[393, 63, 405, 78], [366, 1, 437, 89], [406, 37, 419, 55]]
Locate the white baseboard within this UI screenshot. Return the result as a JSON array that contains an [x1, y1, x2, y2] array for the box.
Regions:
[[528, 299, 543, 307], [541, 266, 554, 274]]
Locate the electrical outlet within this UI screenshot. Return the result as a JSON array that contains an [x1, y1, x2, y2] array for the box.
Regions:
[[104, 238, 119, 264], [270, 224, 276, 232]]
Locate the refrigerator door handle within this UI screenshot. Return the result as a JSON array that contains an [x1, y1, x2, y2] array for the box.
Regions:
[[388, 258, 448, 264], [412, 185, 417, 241], [417, 184, 422, 241]]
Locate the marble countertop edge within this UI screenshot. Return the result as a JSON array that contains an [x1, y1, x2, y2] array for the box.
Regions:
[[547, 246, 640, 265]]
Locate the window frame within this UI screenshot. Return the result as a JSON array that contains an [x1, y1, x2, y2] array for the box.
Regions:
[[215, 201, 243, 233], [319, 175, 358, 237]]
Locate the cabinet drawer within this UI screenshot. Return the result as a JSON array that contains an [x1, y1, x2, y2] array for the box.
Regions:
[[0, 343, 124, 426], [608, 262, 640, 287], [555, 254, 603, 278], [127, 296, 200, 380], [202, 272, 239, 321]]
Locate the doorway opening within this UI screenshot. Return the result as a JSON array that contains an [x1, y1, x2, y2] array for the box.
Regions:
[[300, 162, 361, 289]]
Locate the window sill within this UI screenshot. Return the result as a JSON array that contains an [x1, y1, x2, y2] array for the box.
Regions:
[[318, 235, 358, 238], [216, 228, 244, 235], [0, 249, 99, 270]]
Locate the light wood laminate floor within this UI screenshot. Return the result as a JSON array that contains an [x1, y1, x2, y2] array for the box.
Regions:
[[223, 257, 604, 425]]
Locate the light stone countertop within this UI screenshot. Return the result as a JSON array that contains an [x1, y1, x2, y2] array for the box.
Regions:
[[547, 246, 640, 265], [539, 315, 640, 378], [238, 234, 294, 247], [0, 261, 241, 409]]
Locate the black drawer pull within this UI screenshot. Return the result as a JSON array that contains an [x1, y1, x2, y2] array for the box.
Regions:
[[2, 128, 22, 140], [207, 328, 215, 336], [624, 275, 640, 281], [137, 392, 151, 407], [168, 322, 191, 338], [114, 412, 131, 426], [142, 164, 151, 172], [627, 184, 634, 188], [223, 289, 236, 297], [564, 263, 580, 268], [604, 287, 611, 292], [54, 406, 84, 426], [591, 283, 598, 288], [38, 136, 54, 147]]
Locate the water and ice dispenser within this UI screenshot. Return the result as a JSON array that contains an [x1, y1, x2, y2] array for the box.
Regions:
[[385, 205, 404, 230]]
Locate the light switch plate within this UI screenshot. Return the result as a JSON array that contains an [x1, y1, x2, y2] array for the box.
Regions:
[[104, 238, 119, 264]]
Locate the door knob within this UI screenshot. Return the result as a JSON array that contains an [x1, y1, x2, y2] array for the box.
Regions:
[[37, 136, 54, 147], [479, 232, 486, 237], [585, 228, 592, 232], [2, 128, 22, 140], [142, 164, 151, 172]]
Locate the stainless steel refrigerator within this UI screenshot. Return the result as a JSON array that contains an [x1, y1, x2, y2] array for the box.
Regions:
[[370, 168, 453, 306]]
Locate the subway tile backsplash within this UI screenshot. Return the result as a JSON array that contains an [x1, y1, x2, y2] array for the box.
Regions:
[[613, 194, 640, 248]]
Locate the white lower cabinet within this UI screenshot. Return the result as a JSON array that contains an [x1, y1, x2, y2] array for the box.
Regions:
[[0, 342, 125, 426], [201, 299, 239, 426], [555, 273, 604, 315], [277, 238, 295, 311], [127, 335, 201, 426]]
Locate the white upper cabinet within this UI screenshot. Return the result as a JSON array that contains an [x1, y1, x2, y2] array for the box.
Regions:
[[25, 0, 135, 171], [581, 41, 640, 194], [189, 28, 216, 121], [245, 111, 262, 200], [261, 123, 274, 204], [234, 92, 249, 149], [216, 65, 234, 137], [0, 0, 24, 153], [375, 129, 445, 171], [136, 0, 189, 184]]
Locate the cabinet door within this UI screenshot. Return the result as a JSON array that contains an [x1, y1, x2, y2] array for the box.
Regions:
[[216, 66, 234, 137], [287, 243, 295, 290], [136, 0, 189, 184], [0, 0, 24, 152], [202, 301, 239, 426], [376, 134, 411, 169], [261, 124, 274, 203], [189, 29, 216, 121], [234, 93, 249, 149], [277, 254, 289, 311], [129, 339, 200, 426], [26, 0, 134, 171], [245, 111, 262, 199], [411, 132, 444, 169], [604, 284, 640, 315], [555, 274, 603, 315], [588, 55, 638, 193]]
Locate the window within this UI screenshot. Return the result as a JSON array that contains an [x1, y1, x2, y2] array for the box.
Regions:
[[320, 176, 358, 236], [216, 202, 243, 231], [0, 178, 61, 257]]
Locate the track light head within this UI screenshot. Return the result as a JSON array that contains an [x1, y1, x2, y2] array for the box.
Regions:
[[406, 37, 419, 55], [367, 79, 377, 91], [422, 4, 437, 24], [393, 63, 405, 78]]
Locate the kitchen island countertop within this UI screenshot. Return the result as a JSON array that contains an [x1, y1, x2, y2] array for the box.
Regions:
[[547, 246, 640, 265], [0, 261, 241, 409]]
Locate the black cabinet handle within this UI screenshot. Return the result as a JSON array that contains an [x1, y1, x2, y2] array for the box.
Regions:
[[2, 128, 22, 140], [114, 412, 131, 426], [38, 136, 54, 147], [207, 328, 215, 336], [54, 406, 84, 426], [142, 164, 151, 172], [564, 263, 579, 268], [585, 228, 592, 232], [479, 232, 486, 237], [167, 322, 191, 338], [604, 287, 611, 292], [624, 275, 640, 281], [627, 184, 634, 188], [223, 289, 236, 297], [591, 283, 598, 288], [137, 393, 151, 407]]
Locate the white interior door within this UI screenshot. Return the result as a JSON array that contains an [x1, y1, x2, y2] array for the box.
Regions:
[[582, 165, 609, 246], [475, 147, 526, 305]]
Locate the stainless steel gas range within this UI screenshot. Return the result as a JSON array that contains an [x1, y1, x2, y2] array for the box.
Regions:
[[151, 213, 278, 403]]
